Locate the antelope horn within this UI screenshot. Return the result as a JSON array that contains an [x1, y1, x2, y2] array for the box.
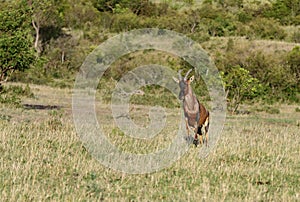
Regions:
[[178, 69, 183, 80], [184, 69, 193, 81]]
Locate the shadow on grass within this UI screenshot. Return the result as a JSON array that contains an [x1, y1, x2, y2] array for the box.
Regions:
[[23, 104, 62, 110]]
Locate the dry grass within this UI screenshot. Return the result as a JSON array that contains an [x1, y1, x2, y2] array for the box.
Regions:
[[0, 84, 299, 201], [202, 36, 299, 58]]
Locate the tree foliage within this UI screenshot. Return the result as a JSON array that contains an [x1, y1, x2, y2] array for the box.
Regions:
[[0, 0, 299, 106], [0, 1, 35, 86], [29, 0, 67, 54], [264, 0, 300, 25], [93, 0, 147, 14], [221, 66, 262, 113]]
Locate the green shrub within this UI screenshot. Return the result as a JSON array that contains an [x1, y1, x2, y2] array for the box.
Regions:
[[7, 85, 34, 98], [0, 2, 35, 85], [247, 18, 287, 40], [110, 12, 140, 32], [287, 46, 300, 88], [0, 94, 21, 107], [221, 66, 263, 113], [197, 5, 238, 37], [291, 28, 300, 43], [0, 84, 34, 107], [237, 11, 252, 23], [263, 0, 300, 25], [243, 51, 298, 102]]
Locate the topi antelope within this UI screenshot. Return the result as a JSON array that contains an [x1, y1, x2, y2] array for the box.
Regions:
[[173, 69, 210, 147]]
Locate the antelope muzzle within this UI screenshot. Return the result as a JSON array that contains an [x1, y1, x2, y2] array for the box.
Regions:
[[179, 80, 186, 100]]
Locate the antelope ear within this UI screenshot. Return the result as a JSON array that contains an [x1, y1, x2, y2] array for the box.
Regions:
[[173, 77, 179, 83], [189, 75, 195, 83]]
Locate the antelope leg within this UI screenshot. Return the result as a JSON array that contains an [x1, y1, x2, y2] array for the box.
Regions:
[[199, 134, 203, 145], [193, 123, 198, 140], [185, 118, 189, 137]]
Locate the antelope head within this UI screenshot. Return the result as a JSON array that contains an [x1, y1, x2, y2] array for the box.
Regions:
[[173, 69, 194, 101]]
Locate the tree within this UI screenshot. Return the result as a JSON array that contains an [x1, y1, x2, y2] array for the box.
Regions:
[[221, 66, 262, 113], [28, 0, 66, 55], [0, 1, 35, 87]]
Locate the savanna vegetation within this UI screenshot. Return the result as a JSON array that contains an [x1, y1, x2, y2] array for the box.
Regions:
[[0, 0, 299, 201], [1, 0, 299, 110], [1, 85, 299, 201]]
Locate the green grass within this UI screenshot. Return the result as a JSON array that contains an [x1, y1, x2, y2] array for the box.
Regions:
[[0, 84, 299, 201]]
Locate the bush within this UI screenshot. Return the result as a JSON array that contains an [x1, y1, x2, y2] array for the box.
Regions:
[[0, 84, 34, 107], [263, 0, 300, 25], [221, 66, 263, 113], [290, 28, 300, 43], [198, 5, 238, 37], [237, 11, 252, 23], [287, 46, 300, 88], [110, 12, 140, 32], [244, 51, 298, 102], [0, 2, 35, 86], [247, 18, 287, 40]]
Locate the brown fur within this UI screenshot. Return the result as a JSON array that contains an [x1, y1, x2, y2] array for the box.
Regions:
[[197, 102, 209, 146], [199, 102, 209, 126], [174, 69, 210, 147]]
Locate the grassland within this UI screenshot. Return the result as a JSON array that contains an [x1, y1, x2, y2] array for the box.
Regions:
[[0, 84, 299, 201]]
